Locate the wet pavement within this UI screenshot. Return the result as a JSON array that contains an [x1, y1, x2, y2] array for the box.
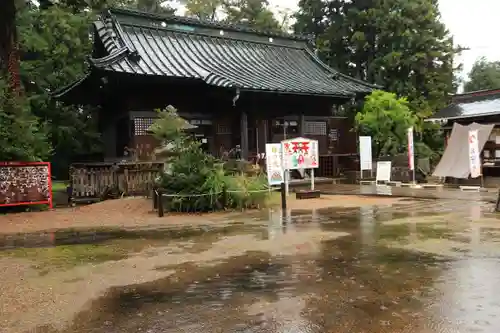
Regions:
[[3, 196, 500, 333], [319, 183, 499, 202]]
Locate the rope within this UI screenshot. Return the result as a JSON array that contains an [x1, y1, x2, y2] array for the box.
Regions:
[[156, 191, 223, 198], [226, 189, 271, 193], [154, 189, 271, 197]]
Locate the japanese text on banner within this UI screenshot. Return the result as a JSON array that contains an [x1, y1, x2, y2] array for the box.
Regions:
[[468, 130, 481, 178], [407, 127, 414, 171]]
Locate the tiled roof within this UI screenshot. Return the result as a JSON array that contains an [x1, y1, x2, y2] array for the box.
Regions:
[[84, 8, 376, 97], [428, 89, 500, 120]]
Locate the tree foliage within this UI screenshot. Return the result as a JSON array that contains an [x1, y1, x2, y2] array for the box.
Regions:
[[355, 90, 416, 157], [295, 0, 459, 156], [223, 0, 280, 31], [464, 57, 500, 93], [295, 0, 459, 111], [0, 0, 52, 161], [183, 0, 282, 32], [185, 0, 223, 20]]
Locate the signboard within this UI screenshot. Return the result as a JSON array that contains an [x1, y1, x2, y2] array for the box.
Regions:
[[328, 129, 338, 141], [0, 162, 53, 208], [265, 143, 284, 185], [281, 137, 319, 170], [407, 127, 415, 170], [468, 130, 481, 178], [376, 161, 392, 182], [359, 136, 372, 171]]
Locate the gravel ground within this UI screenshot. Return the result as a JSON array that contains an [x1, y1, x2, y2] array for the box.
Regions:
[[0, 195, 408, 235]]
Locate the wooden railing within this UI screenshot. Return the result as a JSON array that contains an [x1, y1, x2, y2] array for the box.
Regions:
[[69, 162, 163, 199]]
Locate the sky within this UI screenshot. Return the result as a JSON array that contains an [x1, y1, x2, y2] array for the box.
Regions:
[[264, 0, 500, 86]]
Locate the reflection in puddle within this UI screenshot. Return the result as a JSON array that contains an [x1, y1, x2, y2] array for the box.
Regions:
[[28, 199, 500, 333]]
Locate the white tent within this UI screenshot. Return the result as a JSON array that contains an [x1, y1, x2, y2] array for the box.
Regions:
[[432, 122, 494, 179]]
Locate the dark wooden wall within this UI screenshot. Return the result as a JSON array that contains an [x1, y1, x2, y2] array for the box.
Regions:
[[99, 75, 358, 166]]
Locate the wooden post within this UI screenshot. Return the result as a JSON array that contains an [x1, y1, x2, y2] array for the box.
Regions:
[[152, 188, 158, 210], [157, 190, 164, 217], [280, 182, 287, 210], [495, 189, 500, 212], [299, 114, 305, 137], [222, 185, 228, 208], [240, 111, 249, 160]]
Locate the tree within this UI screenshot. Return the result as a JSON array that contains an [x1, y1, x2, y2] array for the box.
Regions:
[[223, 0, 280, 31], [294, 0, 460, 158], [17, 4, 100, 174], [185, 0, 223, 20], [53, 0, 176, 13], [355, 90, 416, 157], [464, 57, 500, 93], [0, 0, 51, 161], [295, 0, 459, 109]]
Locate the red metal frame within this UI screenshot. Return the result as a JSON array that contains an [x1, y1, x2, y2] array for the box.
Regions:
[[0, 161, 53, 209]]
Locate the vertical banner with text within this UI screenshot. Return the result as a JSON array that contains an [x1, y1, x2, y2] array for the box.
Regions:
[[359, 136, 372, 171], [468, 129, 481, 178], [407, 127, 415, 171]]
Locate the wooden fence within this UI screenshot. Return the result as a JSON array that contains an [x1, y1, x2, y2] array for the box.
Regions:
[[69, 162, 163, 199]]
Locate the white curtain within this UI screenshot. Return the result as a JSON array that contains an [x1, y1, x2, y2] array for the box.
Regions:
[[432, 122, 494, 179]]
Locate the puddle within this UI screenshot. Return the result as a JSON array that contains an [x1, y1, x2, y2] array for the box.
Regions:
[[63, 242, 445, 333], [10, 199, 500, 333]]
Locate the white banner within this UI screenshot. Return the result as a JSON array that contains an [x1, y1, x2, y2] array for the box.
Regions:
[[468, 130, 481, 178], [265, 143, 284, 185], [407, 127, 415, 170], [359, 136, 372, 171], [376, 161, 392, 182]]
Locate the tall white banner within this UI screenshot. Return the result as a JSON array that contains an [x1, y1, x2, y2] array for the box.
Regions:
[[407, 127, 415, 171], [359, 136, 372, 171], [468, 130, 481, 178]]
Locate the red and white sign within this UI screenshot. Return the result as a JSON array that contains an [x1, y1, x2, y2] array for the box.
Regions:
[[407, 127, 414, 171], [281, 137, 319, 170], [0, 161, 53, 208], [468, 130, 481, 178]]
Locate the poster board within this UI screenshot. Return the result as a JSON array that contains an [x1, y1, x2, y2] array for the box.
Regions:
[[265, 143, 284, 185], [0, 162, 53, 208], [359, 136, 372, 171], [281, 137, 319, 170], [376, 161, 392, 182]]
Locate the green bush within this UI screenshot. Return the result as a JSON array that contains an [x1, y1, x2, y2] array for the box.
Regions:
[[153, 106, 270, 213], [224, 173, 269, 209]]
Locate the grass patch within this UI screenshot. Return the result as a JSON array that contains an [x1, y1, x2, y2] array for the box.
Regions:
[[265, 190, 281, 207], [51, 181, 68, 192], [1, 241, 136, 271]]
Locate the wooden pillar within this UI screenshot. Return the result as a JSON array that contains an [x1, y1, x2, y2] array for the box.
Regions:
[[257, 119, 268, 153], [240, 111, 249, 160], [299, 114, 306, 137]]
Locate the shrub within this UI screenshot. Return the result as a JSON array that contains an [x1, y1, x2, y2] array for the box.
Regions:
[[224, 173, 269, 209], [153, 106, 270, 213]]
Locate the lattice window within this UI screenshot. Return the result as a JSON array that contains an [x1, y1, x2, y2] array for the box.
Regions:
[[304, 121, 327, 135], [134, 117, 155, 136], [216, 124, 231, 134]]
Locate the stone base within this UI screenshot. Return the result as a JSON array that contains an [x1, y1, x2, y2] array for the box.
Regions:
[[296, 190, 321, 200]]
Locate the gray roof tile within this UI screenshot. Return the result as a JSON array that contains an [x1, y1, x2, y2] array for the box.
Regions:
[[88, 8, 375, 97], [429, 90, 500, 120]]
